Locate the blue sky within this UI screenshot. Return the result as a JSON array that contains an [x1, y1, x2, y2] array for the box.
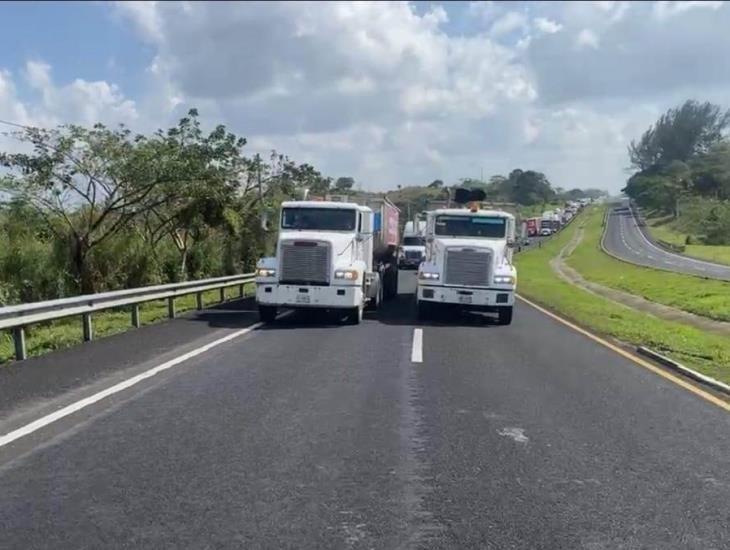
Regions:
[[1, 1, 730, 192]]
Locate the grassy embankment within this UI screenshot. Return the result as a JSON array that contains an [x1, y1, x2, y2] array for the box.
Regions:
[[0, 285, 253, 364], [515, 208, 730, 384], [644, 217, 730, 266], [566, 208, 730, 322]]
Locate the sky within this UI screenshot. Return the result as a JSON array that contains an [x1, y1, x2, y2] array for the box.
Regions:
[[1, 1, 729, 193]]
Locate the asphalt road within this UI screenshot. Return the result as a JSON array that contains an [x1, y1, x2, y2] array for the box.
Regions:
[[0, 273, 729, 549], [603, 202, 730, 281]]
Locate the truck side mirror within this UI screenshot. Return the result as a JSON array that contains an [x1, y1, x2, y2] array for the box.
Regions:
[[261, 211, 270, 231], [506, 238, 516, 248]]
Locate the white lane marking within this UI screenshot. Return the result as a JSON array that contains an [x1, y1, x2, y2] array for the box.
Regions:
[[497, 427, 528, 443], [0, 321, 268, 449], [627, 206, 728, 269], [411, 328, 423, 363]]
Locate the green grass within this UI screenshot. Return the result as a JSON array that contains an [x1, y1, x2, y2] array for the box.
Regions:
[[646, 217, 730, 266], [0, 284, 253, 364], [565, 208, 730, 322], [515, 208, 730, 385]]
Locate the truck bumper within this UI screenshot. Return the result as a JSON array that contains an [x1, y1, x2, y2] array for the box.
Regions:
[[256, 283, 362, 309], [417, 284, 515, 308]]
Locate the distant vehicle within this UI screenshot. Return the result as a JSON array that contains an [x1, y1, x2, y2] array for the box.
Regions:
[[417, 204, 517, 325], [399, 220, 426, 269], [539, 226, 553, 236], [255, 196, 400, 324], [526, 217, 540, 237]]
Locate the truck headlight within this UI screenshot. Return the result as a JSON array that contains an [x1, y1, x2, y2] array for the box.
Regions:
[[256, 268, 276, 277], [419, 271, 440, 280], [334, 269, 359, 280], [494, 275, 515, 285]]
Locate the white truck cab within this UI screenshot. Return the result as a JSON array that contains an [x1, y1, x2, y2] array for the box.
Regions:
[[255, 198, 399, 324], [399, 220, 427, 269], [416, 206, 517, 325]]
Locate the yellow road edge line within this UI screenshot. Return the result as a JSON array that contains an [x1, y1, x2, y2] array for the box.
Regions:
[[516, 293, 730, 412]]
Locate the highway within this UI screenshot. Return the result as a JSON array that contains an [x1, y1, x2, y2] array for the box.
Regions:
[[0, 272, 729, 549], [603, 202, 730, 281]]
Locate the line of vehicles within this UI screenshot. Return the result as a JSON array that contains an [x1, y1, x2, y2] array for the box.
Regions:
[[524, 199, 590, 238], [254, 189, 518, 325]]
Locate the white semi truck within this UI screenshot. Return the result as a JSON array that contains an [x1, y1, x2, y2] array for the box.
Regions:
[[416, 205, 517, 325], [255, 197, 399, 324], [399, 220, 427, 269]]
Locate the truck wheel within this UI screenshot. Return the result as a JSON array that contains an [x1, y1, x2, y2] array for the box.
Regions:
[[346, 306, 363, 325], [366, 278, 382, 311], [497, 306, 513, 326], [259, 305, 278, 323], [384, 265, 398, 300], [417, 300, 431, 320]]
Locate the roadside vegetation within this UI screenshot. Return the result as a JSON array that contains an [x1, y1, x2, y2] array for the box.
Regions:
[[623, 100, 730, 260], [515, 208, 730, 385], [645, 211, 730, 266], [566, 207, 730, 322], [0, 285, 252, 363]]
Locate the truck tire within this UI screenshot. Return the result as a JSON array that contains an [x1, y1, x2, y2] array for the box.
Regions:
[[346, 306, 363, 325], [417, 300, 431, 320], [497, 306, 513, 326], [384, 265, 398, 300], [259, 305, 278, 323], [366, 279, 382, 311]]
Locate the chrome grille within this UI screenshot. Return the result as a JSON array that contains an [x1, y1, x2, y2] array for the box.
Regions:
[[280, 241, 330, 284], [445, 248, 491, 286]]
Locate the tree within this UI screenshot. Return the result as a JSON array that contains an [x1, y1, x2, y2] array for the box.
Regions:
[[508, 170, 555, 205], [135, 110, 248, 279], [0, 122, 179, 293], [334, 176, 355, 191], [629, 100, 730, 171], [428, 179, 444, 188]]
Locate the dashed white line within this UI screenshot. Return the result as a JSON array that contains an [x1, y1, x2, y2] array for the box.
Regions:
[[411, 328, 423, 363]]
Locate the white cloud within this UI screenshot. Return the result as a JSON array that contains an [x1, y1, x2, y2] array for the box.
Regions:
[[653, 1, 723, 20], [533, 17, 563, 34], [5, 0, 730, 195], [489, 11, 529, 37], [576, 28, 600, 49]]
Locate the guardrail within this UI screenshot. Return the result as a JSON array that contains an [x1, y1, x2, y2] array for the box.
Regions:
[[0, 273, 255, 361]]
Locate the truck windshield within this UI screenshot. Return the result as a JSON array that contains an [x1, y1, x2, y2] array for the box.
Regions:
[[403, 236, 423, 246], [281, 208, 356, 231], [434, 215, 506, 238]]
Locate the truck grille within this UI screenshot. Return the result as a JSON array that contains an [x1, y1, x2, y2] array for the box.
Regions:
[[280, 241, 330, 284], [445, 248, 491, 287], [405, 250, 423, 260]]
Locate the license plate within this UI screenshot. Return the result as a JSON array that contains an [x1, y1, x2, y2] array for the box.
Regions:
[[458, 295, 472, 304], [295, 294, 310, 304]]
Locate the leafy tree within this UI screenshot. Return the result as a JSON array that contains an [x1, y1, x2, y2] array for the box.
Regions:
[[629, 100, 730, 171], [0, 122, 181, 293], [428, 179, 444, 188], [138, 110, 248, 278], [334, 176, 355, 191]]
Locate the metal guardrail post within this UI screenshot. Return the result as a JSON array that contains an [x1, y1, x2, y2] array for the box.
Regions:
[[239, 284, 244, 298], [13, 327, 26, 361], [168, 297, 176, 319], [219, 287, 226, 303], [196, 292, 203, 310], [131, 304, 140, 328], [82, 313, 93, 342]]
